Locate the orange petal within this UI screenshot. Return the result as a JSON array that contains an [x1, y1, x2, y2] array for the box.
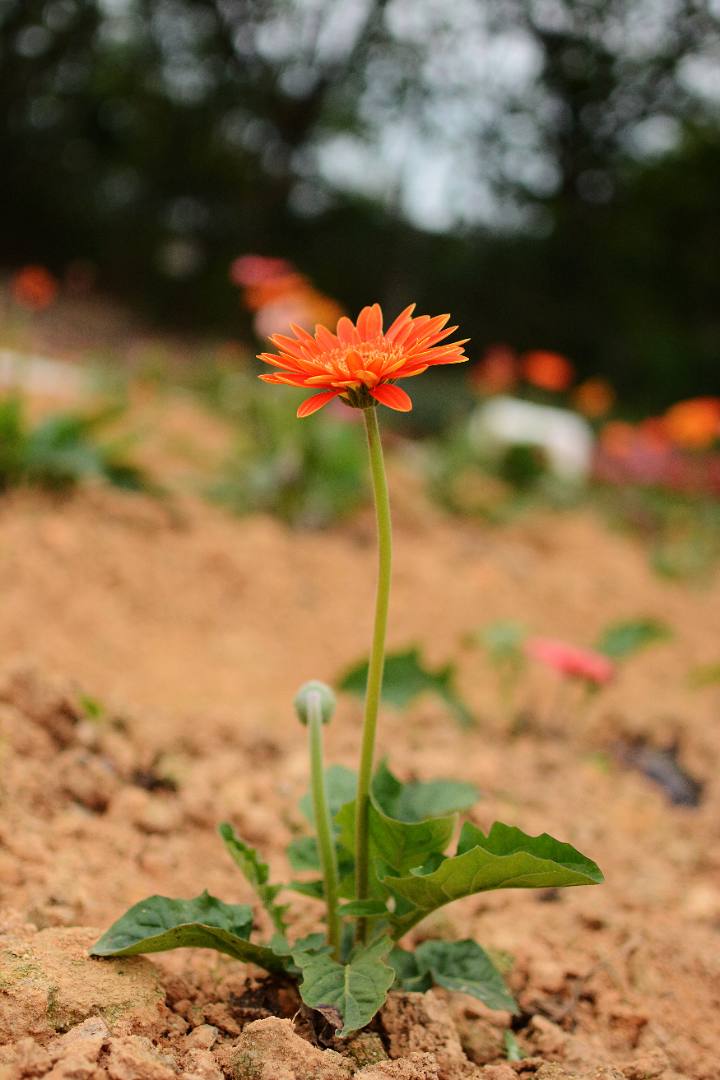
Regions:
[[355, 369, 380, 386], [370, 383, 413, 412], [385, 303, 416, 341], [315, 324, 338, 351], [266, 372, 313, 386], [270, 333, 308, 358], [336, 316, 359, 344], [257, 351, 305, 371], [297, 390, 342, 418], [289, 323, 318, 347], [358, 303, 383, 340], [394, 364, 428, 378], [345, 349, 365, 374]]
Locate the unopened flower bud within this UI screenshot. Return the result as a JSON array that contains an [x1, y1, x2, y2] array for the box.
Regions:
[[294, 680, 336, 726]]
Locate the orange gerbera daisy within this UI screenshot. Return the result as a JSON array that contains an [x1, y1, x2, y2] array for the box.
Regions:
[[257, 303, 468, 417]]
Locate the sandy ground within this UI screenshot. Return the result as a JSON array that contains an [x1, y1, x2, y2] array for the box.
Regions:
[[1, 406, 719, 1078]]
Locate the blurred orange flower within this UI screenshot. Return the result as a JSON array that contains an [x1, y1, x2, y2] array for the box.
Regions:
[[573, 377, 615, 418], [231, 253, 343, 336], [258, 302, 468, 417], [522, 350, 574, 392], [243, 274, 308, 312], [471, 345, 517, 395], [663, 397, 720, 450], [11, 265, 58, 311]]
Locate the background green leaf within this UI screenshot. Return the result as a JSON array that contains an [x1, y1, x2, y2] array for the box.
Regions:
[[338, 647, 474, 728], [475, 621, 527, 668], [413, 940, 517, 1012], [292, 936, 395, 1036], [219, 823, 288, 934], [596, 617, 672, 659], [286, 835, 323, 872], [388, 947, 433, 992], [688, 662, 720, 688], [372, 761, 477, 823], [299, 764, 357, 825], [90, 891, 288, 974]]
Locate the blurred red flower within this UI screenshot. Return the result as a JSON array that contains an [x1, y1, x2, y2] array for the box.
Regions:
[[11, 265, 58, 311], [526, 637, 614, 686], [471, 345, 517, 395], [522, 350, 574, 392]]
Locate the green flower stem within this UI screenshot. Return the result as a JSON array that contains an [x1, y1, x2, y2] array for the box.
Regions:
[[307, 689, 342, 960], [355, 405, 393, 942]]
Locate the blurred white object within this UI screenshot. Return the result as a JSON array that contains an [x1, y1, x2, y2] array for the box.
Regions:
[[0, 350, 86, 398], [469, 395, 594, 481]]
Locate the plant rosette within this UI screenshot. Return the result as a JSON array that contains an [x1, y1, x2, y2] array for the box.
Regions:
[[91, 305, 603, 1037]]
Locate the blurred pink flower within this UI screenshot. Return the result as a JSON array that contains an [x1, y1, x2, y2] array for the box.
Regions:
[[230, 255, 294, 287], [526, 637, 614, 686]]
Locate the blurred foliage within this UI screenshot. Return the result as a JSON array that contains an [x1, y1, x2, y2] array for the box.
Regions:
[[596, 483, 720, 582], [595, 617, 672, 659], [0, 395, 149, 492], [339, 646, 475, 728], [195, 366, 367, 526], [0, 0, 719, 406], [688, 662, 720, 688]]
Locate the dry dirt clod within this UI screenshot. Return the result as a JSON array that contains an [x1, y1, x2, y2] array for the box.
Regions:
[[222, 1017, 353, 1080], [0, 1037, 52, 1078], [180, 1047, 224, 1080], [183, 1025, 218, 1052], [528, 1016, 568, 1057], [620, 1050, 669, 1080], [379, 992, 476, 1080], [474, 1066, 516, 1080], [454, 1013, 505, 1066], [355, 1053, 441, 1079], [103, 1036, 177, 1080], [0, 926, 164, 1043], [330, 1031, 388, 1069]]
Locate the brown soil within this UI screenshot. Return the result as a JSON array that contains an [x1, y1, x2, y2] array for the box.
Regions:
[[0, 410, 719, 1078]]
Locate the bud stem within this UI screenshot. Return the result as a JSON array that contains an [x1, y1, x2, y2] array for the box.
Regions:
[[354, 405, 393, 942], [307, 689, 342, 959]]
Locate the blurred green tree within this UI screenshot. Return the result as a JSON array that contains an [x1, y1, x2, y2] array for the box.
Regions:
[[0, 0, 718, 407]]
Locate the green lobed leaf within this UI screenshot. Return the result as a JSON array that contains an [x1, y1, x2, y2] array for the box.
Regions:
[[219, 823, 288, 935], [89, 891, 288, 974], [292, 936, 395, 1036], [596, 618, 672, 659], [338, 647, 475, 728], [336, 777, 457, 888], [386, 822, 603, 936], [336, 900, 388, 917], [286, 879, 325, 899], [414, 940, 517, 1012]]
